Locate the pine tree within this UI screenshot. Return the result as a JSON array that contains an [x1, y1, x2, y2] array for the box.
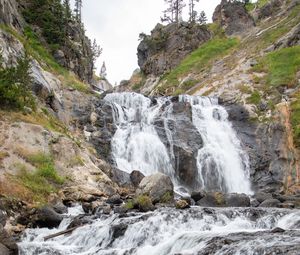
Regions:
[[100, 62, 107, 79], [74, 0, 83, 22], [189, 0, 200, 23], [161, 0, 185, 24], [198, 11, 207, 25], [63, 0, 72, 20], [91, 39, 103, 65]]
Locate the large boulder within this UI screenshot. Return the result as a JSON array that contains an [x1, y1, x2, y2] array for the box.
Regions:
[[136, 173, 174, 203], [224, 193, 250, 207], [0, 225, 18, 255], [137, 22, 211, 76], [32, 206, 63, 229], [213, 0, 255, 36]]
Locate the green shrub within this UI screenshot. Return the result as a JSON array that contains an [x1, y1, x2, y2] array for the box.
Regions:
[[0, 54, 35, 110], [247, 90, 261, 105]]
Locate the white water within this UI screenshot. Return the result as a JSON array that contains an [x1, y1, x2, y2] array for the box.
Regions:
[[19, 206, 300, 255], [179, 95, 252, 194], [105, 92, 252, 194]]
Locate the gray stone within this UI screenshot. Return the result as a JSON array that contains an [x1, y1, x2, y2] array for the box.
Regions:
[[136, 173, 174, 203], [225, 193, 250, 207], [213, 0, 255, 36], [130, 170, 145, 187], [259, 199, 281, 208], [32, 206, 63, 229]]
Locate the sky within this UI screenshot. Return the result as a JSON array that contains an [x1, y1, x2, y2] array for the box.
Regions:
[[75, 0, 221, 85]]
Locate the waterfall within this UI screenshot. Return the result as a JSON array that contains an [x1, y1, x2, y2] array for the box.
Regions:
[[179, 95, 252, 194], [19, 206, 300, 255], [104, 92, 252, 194]]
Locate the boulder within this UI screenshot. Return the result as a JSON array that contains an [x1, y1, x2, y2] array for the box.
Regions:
[[130, 170, 145, 187], [52, 202, 68, 214], [106, 194, 123, 205], [175, 200, 190, 210], [0, 225, 18, 255], [213, 0, 255, 36], [32, 206, 63, 229], [191, 190, 207, 202], [136, 173, 174, 204], [224, 193, 250, 207], [196, 192, 226, 207], [255, 192, 273, 203], [259, 199, 281, 208]]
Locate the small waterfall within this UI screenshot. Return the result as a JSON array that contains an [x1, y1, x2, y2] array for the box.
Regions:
[[179, 95, 252, 194], [19, 206, 300, 255], [104, 92, 174, 178], [105, 92, 251, 194]]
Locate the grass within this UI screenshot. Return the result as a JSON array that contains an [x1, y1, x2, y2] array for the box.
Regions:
[[158, 37, 239, 94], [16, 150, 65, 184], [0, 25, 91, 94], [246, 0, 269, 11], [253, 46, 300, 88], [247, 90, 262, 105], [291, 93, 300, 148]]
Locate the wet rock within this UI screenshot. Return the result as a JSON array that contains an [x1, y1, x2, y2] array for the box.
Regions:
[[213, 0, 255, 36], [32, 206, 63, 229], [110, 168, 131, 187], [136, 173, 174, 204], [111, 223, 128, 240], [250, 199, 260, 207], [279, 202, 295, 209], [113, 206, 128, 214], [224, 193, 250, 207], [255, 192, 273, 203], [106, 194, 123, 205], [130, 170, 145, 187], [175, 200, 190, 210], [134, 195, 155, 212], [259, 199, 281, 208], [191, 190, 206, 202], [196, 192, 225, 207], [67, 215, 93, 229], [0, 225, 18, 255], [271, 227, 285, 233], [52, 202, 68, 214]]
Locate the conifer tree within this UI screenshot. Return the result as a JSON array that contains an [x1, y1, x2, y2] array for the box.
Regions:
[[161, 0, 185, 24], [198, 11, 207, 25], [63, 0, 72, 20], [91, 39, 103, 65], [74, 0, 83, 22], [189, 0, 200, 23]]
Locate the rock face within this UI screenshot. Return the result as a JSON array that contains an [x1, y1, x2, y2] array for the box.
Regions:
[[0, 0, 24, 30], [55, 20, 94, 83], [154, 99, 203, 189], [225, 103, 299, 193], [137, 22, 211, 76], [136, 173, 174, 203], [213, 0, 255, 36]]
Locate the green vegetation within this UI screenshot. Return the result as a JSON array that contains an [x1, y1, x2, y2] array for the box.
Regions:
[[254, 46, 300, 88], [247, 90, 261, 105], [159, 37, 239, 94], [246, 0, 269, 12], [22, 0, 66, 46], [20, 152, 64, 184], [291, 93, 300, 148], [160, 191, 173, 203], [0, 54, 35, 110]]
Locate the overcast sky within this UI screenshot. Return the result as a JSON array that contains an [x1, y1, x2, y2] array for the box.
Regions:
[[75, 0, 221, 84]]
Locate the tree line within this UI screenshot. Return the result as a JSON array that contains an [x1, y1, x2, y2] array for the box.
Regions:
[[161, 0, 251, 25]]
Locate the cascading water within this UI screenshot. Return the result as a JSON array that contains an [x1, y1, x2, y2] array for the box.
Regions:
[[104, 92, 252, 194], [179, 95, 252, 194], [19, 206, 300, 255]]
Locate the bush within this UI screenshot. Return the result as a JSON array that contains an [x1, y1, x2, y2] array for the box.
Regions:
[[0, 54, 35, 110]]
